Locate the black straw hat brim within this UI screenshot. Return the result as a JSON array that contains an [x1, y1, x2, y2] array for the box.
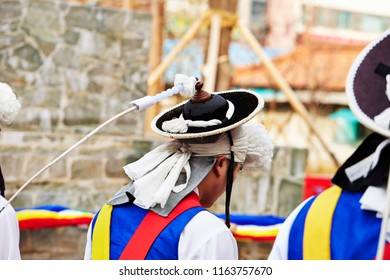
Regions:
[[346, 29, 390, 138], [151, 89, 264, 139]]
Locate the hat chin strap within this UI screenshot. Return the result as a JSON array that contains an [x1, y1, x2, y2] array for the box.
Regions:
[[225, 131, 235, 228], [0, 166, 4, 198]]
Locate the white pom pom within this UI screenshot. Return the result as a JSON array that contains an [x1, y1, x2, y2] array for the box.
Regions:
[[174, 74, 197, 98], [0, 82, 21, 125], [244, 123, 274, 171]]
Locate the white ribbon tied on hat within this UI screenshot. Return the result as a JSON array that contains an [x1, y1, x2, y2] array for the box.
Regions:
[[123, 122, 274, 210], [123, 141, 191, 209], [374, 74, 390, 130], [162, 100, 235, 133]]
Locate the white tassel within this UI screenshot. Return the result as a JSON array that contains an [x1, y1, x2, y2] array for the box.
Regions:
[[174, 74, 197, 98]]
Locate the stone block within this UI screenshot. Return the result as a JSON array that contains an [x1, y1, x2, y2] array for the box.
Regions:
[[95, 8, 127, 36], [65, 5, 97, 30], [0, 33, 24, 50], [0, 1, 23, 22], [1, 150, 28, 180], [277, 177, 304, 217], [64, 94, 101, 125], [13, 43, 43, 71], [22, 0, 61, 42], [105, 158, 127, 178], [49, 158, 68, 179], [52, 46, 80, 69], [20, 227, 88, 260], [63, 29, 80, 45], [71, 159, 103, 180], [132, 139, 153, 155], [238, 240, 274, 260]]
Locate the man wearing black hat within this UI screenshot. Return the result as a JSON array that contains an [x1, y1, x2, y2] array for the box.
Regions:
[[0, 82, 21, 259], [84, 75, 273, 260], [268, 30, 390, 260]]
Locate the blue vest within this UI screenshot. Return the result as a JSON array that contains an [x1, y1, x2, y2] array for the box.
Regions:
[[91, 203, 204, 260], [288, 186, 383, 259]]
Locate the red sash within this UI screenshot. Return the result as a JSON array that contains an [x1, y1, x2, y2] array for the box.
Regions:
[[119, 192, 201, 260]]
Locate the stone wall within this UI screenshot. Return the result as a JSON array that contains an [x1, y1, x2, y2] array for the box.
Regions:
[[0, 0, 152, 211]]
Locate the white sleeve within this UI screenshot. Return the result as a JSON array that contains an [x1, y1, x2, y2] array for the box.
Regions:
[[84, 221, 93, 260], [178, 211, 238, 260], [0, 197, 21, 260], [268, 198, 312, 260]]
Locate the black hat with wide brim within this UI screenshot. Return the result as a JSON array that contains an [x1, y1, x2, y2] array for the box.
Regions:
[[346, 29, 390, 138], [151, 89, 264, 140]]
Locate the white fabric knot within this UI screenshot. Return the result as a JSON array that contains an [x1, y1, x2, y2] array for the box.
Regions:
[[0, 82, 21, 125], [179, 144, 190, 153]]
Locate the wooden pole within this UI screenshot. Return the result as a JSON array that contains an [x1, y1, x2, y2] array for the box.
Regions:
[[203, 13, 221, 92], [236, 19, 341, 168], [209, 0, 238, 91], [147, 12, 210, 87], [145, 0, 165, 135]]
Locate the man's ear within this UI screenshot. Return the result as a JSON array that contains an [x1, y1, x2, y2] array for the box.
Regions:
[[214, 156, 227, 177]]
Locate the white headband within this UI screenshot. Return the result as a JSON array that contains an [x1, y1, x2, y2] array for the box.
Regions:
[[123, 122, 273, 210]]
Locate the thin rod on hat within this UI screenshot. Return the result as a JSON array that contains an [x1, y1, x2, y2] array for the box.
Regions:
[[0, 105, 136, 214], [0, 75, 197, 214], [376, 164, 390, 260]]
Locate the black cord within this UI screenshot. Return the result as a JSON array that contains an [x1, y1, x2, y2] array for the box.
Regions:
[[0, 166, 5, 198], [225, 131, 235, 228]]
